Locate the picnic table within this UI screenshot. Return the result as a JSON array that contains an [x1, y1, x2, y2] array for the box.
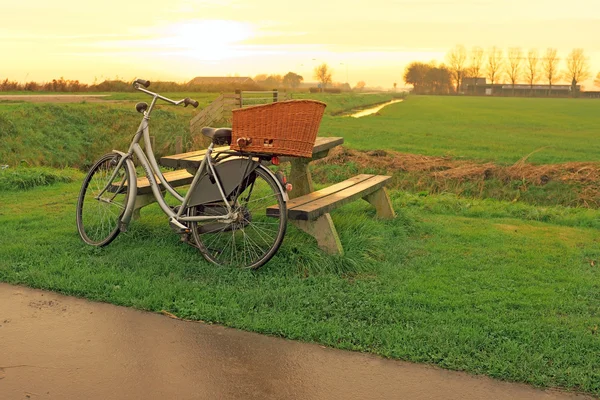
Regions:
[[139, 136, 394, 255]]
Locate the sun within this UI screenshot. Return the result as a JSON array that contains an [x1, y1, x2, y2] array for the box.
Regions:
[[157, 19, 254, 61]]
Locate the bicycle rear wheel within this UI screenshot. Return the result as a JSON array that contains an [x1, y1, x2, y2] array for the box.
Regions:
[[76, 153, 131, 246], [190, 166, 287, 269]]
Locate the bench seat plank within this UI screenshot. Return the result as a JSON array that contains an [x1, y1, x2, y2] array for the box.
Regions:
[[136, 170, 194, 195], [268, 175, 391, 221]]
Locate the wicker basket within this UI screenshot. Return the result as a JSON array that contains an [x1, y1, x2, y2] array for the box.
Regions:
[[230, 100, 326, 158]]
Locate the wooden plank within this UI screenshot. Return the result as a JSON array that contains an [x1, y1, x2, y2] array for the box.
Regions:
[[160, 137, 343, 169], [136, 169, 194, 195], [268, 175, 373, 215], [159, 146, 229, 168], [313, 137, 344, 154], [284, 175, 391, 221]]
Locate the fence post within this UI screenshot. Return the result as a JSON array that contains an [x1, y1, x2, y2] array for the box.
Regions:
[[235, 89, 242, 108], [175, 136, 182, 154], [273, 89, 278, 103]]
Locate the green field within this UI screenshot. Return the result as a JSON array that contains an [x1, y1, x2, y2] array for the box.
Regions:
[[2, 94, 600, 396], [321, 96, 600, 164]]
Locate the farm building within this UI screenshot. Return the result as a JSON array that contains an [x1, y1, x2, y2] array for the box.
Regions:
[[461, 78, 581, 96], [188, 77, 255, 86]]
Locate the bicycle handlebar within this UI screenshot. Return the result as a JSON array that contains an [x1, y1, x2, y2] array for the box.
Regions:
[[183, 98, 199, 108], [133, 78, 150, 88], [132, 78, 199, 108]]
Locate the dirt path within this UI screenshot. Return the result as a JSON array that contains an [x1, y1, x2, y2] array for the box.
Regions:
[[0, 283, 592, 400], [0, 94, 110, 103]]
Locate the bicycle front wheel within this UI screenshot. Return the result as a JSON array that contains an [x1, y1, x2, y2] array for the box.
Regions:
[[76, 153, 132, 246], [190, 166, 287, 270]]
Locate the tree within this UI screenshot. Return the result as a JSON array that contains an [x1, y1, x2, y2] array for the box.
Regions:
[[542, 48, 560, 95], [595, 72, 600, 88], [354, 81, 366, 91], [565, 48, 591, 96], [526, 49, 540, 95], [313, 63, 332, 90], [403, 62, 430, 93], [486, 46, 503, 86], [506, 47, 523, 95], [470, 47, 485, 77], [282, 72, 303, 89], [446, 45, 467, 93], [426, 64, 453, 94]]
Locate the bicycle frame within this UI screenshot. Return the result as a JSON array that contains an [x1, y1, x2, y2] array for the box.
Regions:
[[96, 87, 255, 231]]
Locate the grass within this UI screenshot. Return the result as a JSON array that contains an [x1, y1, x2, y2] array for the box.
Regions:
[[319, 95, 600, 164], [1, 180, 600, 395], [0, 166, 81, 190], [0, 102, 199, 168]]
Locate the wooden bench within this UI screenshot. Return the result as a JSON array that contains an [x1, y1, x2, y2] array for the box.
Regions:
[[137, 136, 395, 255], [267, 174, 395, 254]]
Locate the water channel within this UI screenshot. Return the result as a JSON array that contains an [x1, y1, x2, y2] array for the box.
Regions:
[[349, 99, 403, 118]]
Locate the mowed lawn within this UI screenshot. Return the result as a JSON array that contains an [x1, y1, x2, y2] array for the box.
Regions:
[[1, 180, 600, 395], [319, 96, 600, 164]]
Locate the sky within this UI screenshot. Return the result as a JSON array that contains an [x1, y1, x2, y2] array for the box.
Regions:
[[2, 0, 600, 89]]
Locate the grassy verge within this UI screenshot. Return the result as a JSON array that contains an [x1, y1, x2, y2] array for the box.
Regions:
[[1, 179, 599, 395], [0, 166, 82, 190]]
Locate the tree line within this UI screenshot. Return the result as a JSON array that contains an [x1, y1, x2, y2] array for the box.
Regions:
[[0, 63, 367, 93], [405, 46, 600, 95]]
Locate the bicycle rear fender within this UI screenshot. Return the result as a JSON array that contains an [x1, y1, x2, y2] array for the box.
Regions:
[[188, 158, 260, 207]]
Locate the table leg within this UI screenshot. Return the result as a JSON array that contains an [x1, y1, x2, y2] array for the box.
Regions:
[[288, 158, 343, 255], [288, 158, 314, 199]]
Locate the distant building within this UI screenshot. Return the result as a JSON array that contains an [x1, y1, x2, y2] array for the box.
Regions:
[[188, 77, 255, 86], [461, 78, 581, 96]]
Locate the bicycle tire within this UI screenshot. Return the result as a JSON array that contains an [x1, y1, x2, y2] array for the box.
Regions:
[[190, 165, 287, 269], [76, 153, 131, 246]]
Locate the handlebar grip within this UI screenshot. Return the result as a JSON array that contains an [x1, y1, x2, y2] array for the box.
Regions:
[[184, 98, 199, 108], [133, 79, 150, 88]]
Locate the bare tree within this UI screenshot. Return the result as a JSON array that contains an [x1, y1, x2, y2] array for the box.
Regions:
[[565, 48, 591, 96], [542, 48, 560, 96], [313, 63, 332, 90], [446, 45, 467, 93], [505, 48, 523, 95], [470, 46, 485, 78], [525, 49, 540, 95], [486, 46, 504, 87]]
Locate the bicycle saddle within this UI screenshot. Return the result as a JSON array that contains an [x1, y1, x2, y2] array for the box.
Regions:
[[201, 127, 232, 145]]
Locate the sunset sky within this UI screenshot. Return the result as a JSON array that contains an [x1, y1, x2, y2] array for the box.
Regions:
[[2, 0, 599, 89]]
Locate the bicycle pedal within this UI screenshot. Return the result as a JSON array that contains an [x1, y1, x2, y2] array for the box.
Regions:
[[169, 218, 190, 234]]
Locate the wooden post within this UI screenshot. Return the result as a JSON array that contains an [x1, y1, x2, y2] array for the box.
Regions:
[[288, 156, 343, 255], [293, 214, 344, 255], [288, 158, 314, 198], [364, 187, 396, 219], [273, 89, 278, 103], [175, 136, 182, 154], [235, 89, 242, 108]]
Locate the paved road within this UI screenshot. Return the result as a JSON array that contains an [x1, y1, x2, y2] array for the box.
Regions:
[[0, 283, 591, 400]]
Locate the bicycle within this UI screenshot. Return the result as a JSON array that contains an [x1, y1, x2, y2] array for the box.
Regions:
[[76, 79, 288, 269]]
